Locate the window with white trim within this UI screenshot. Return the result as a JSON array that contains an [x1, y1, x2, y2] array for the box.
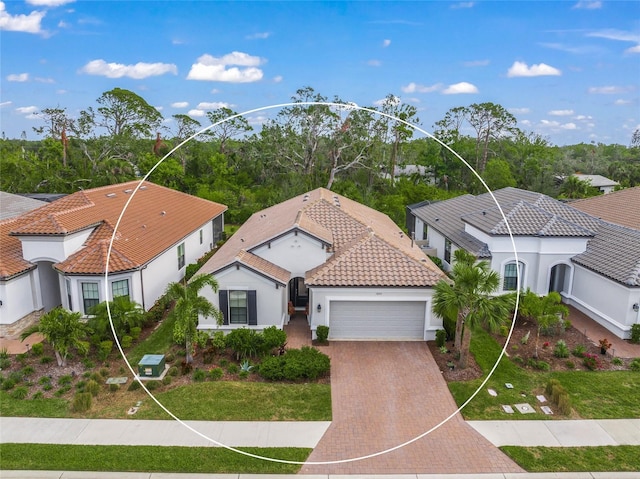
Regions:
[[177, 243, 185, 269], [112, 279, 129, 299], [444, 238, 452, 264], [81, 282, 99, 314], [229, 290, 248, 324], [503, 261, 523, 291], [199, 229, 203, 244]]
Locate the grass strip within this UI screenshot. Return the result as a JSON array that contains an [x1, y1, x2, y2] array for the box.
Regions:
[[0, 443, 310, 474], [126, 313, 177, 365], [500, 445, 640, 472], [0, 392, 69, 417]]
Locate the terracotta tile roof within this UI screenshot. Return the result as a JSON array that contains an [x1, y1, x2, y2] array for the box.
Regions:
[[0, 219, 36, 279], [201, 188, 446, 287], [2, 181, 226, 278], [236, 250, 291, 284], [569, 187, 640, 231], [572, 222, 640, 286]]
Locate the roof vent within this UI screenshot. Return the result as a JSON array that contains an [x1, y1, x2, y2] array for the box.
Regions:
[[106, 193, 116, 198], [160, 211, 166, 216], [435, 218, 439, 221], [124, 189, 133, 194], [140, 185, 148, 190]]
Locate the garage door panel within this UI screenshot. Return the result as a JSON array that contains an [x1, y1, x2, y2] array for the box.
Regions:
[[330, 301, 425, 340]]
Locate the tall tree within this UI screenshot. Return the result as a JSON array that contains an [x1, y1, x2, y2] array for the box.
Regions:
[[519, 290, 569, 358], [165, 273, 222, 363], [33, 107, 77, 166], [205, 107, 252, 154], [20, 308, 89, 367], [432, 249, 512, 368]]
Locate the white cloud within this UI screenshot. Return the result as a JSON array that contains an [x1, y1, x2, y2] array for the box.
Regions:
[[35, 76, 54, 83], [57, 20, 69, 28], [16, 105, 38, 114], [7, 73, 29, 82], [406, 97, 420, 103], [626, 45, 640, 54], [273, 75, 283, 83], [367, 59, 382, 67], [442, 82, 478, 94], [587, 29, 640, 43], [509, 107, 530, 115], [574, 115, 593, 120], [171, 101, 189, 108], [0, 1, 45, 34], [401, 82, 441, 93], [196, 101, 231, 110], [507, 61, 561, 77], [172, 38, 185, 45], [549, 109, 574, 116], [188, 109, 205, 117], [0, 101, 12, 108], [246, 32, 270, 40], [187, 52, 265, 83], [373, 96, 401, 107], [614, 99, 631, 105], [572, 1, 601, 9], [539, 119, 579, 130], [26, 0, 75, 5], [520, 119, 532, 126], [382, 39, 391, 47], [463, 59, 489, 67], [451, 2, 474, 9], [155, 106, 163, 111], [561, 122, 577, 130], [79, 59, 178, 79], [588, 85, 628, 94], [211, 88, 221, 94], [56, 89, 66, 94], [247, 114, 269, 126]]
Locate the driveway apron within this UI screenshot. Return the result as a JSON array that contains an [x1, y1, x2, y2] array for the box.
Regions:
[[300, 342, 523, 475]]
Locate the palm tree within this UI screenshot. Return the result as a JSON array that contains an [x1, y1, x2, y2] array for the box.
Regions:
[[88, 296, 144, 341], [165, 273, 222, 364], [20, 307, 89, 367], [433, 249, 513, 368], [519, 289, 569, 358]]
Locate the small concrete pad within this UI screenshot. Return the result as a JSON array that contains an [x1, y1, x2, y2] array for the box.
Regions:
[[540, 405, 553, 415], [514, 403, 535, 414], [487, 388, 497, 397], [536, 394, 547, 402], [105, 376, 127, 384], [501, 405, 514, 414], [505, 382, 514, 389]]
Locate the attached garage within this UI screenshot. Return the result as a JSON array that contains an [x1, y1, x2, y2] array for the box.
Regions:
[[329, 300, 427, 340]]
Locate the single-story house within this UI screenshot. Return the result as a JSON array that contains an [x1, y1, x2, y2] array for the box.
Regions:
[[0, 192, 47, 221], [407, 187, 640, 339], [198, 188, 447, 341], [573, 174, 619, 194], [0, 181, 226, 336]]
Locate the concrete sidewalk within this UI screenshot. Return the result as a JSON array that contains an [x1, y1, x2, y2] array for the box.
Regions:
[[2, 417, 639, 448]]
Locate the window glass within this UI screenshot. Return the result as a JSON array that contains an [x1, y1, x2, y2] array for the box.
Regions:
[[229, 290, 248, 324], [503, 262, 520, 291], [82, 282, 99, 313], [112, 279, 129, 298], [177, 243, 185, 269]]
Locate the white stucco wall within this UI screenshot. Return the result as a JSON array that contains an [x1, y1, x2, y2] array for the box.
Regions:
[[251, 231, 326, 278], [19, 229, 94, 263], [198, 266, 288, 332], [566, 264, 639, 339], [0, 271, 39, 325], [309, 287, 438, 340]]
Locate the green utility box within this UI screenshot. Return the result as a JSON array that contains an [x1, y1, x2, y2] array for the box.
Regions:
[[138, 354, 165, 377]]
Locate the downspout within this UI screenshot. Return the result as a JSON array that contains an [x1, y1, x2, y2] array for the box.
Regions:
[[140, 266, 147, 310]]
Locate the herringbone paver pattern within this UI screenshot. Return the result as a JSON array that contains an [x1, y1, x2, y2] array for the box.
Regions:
[[301, 342, 524, 474]]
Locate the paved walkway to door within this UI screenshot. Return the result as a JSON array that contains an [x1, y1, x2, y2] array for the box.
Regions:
[[300, 342, 523, 475]]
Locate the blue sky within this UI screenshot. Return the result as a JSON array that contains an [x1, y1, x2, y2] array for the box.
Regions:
[[1, 0, 639, 145]]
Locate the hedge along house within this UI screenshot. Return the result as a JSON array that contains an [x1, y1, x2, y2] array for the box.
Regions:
[[0, 181, 226, 336], [407, 187, 640, 339], [198, 188, 447, 341]]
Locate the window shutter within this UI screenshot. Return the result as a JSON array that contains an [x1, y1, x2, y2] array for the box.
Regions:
[[219, 290, 229, 325], [248, 290, 257, 326]]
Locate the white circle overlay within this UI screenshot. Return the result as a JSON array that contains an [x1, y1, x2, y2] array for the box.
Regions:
[[105, 102, 521, 466]]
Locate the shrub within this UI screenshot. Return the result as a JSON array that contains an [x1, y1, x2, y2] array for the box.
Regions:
[[263, 326, 287, 351], [0, 357, 11, 369], [629, 358, 640, 372], [259, 346, 330, 381], [127, 380, 141, 391], [513, 355, 524, 364], [145, 380, 159, 391], [58, 375, 72, 386], [75, 380, 87, 391], [211, 331, 226, 352], [109, 383, 120, 392], [99, 368, 110, 378], [162, 375, 172, 386], [21, 365, 35, 376], [168, 366, 178, 377], [551, 384, 567, 404], [612, 357, 623, 366], [32, 391, 44, 399], [239, 371, 249, 379], [553, 340, 570, 358], [558, 393, 572, 415], [520, 331, 530, 345], [499, 325, 509, 337], [10, 386, 28, 399], [85, 379, 100, 397], [72, 392, 92, 412], [565, 360, 575, 369], [583, 353, 601, 370], [30, 343, 44, 356], [38, 376, 52, 386], [258, 357, 284, 381], [219, 358, 229, 367], [192, 368, 206, 382], [226, 363, 239, 374], [89, 372, 103, 383], [439, 345, 448, 354], [165, 353, 176, 363], [208, 367, 223, 380], [536, 361, 550, 371], [316, 325, 330, 344], [82, 359, 96, 369], [97, 340, 113, 361], [546, 379, 561, 397], [572, 344, 586, 358], [0, 347, 8, 359], [631, 324, 640, 344], [121, 335, 133, 349], [130, 326, 142, 340], [225, 328, 264, 360], [42, 383, 53, 391], [435, 329, 447, 348], [40, 356, 53, 365], [55, 385, 71, 396], [181, 361, 193, 375]]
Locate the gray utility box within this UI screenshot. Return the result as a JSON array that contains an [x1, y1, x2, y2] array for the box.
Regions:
[[138, 354, 165, 377]]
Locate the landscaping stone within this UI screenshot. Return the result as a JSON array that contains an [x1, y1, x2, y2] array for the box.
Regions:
[[501, 405, 515, 414], [536, 394, 547, 403], [541, 405, 553, 415], [488, 388, 497, 397], [514, 403, 535, 414], [505, 382, 514, 389]]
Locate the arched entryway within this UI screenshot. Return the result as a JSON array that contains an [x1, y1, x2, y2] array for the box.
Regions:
[[37, 261, 62, 312], [288, 277, 308, 310], [549, 263, 571, 295]]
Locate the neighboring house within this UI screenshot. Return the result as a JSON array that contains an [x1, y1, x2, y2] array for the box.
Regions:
[[0, 181, 226, 336], [198, 188, 447, 341], [569, 186, 640, 230], [573, 174, 619, 194], [0, 192, 47, 221], [407, 187, 640, 339]]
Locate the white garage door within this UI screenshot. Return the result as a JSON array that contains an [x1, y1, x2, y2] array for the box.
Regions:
[[329, 301, 426, 340]]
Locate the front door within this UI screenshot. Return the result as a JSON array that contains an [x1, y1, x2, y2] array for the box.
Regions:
[[289, 277, 308, 308]]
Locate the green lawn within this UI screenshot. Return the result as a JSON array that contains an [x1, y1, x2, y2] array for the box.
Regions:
[[449, 328, 640, 420], [501, 445, 640, 472], [126, 313, 177, 365], [0, 444, 310, 474], [0, 393, 69, 418]]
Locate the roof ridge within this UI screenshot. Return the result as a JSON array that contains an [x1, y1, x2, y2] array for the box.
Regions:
[[625, 259, 640, 285], [492, 201, 524, 234]]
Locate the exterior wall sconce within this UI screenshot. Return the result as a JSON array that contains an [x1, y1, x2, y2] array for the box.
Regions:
[[633, 303, 639, 312], [317, 304, 322, 313]]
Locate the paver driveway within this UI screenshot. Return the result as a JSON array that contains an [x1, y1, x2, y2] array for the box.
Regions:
[[300, 341, 523, 475]]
